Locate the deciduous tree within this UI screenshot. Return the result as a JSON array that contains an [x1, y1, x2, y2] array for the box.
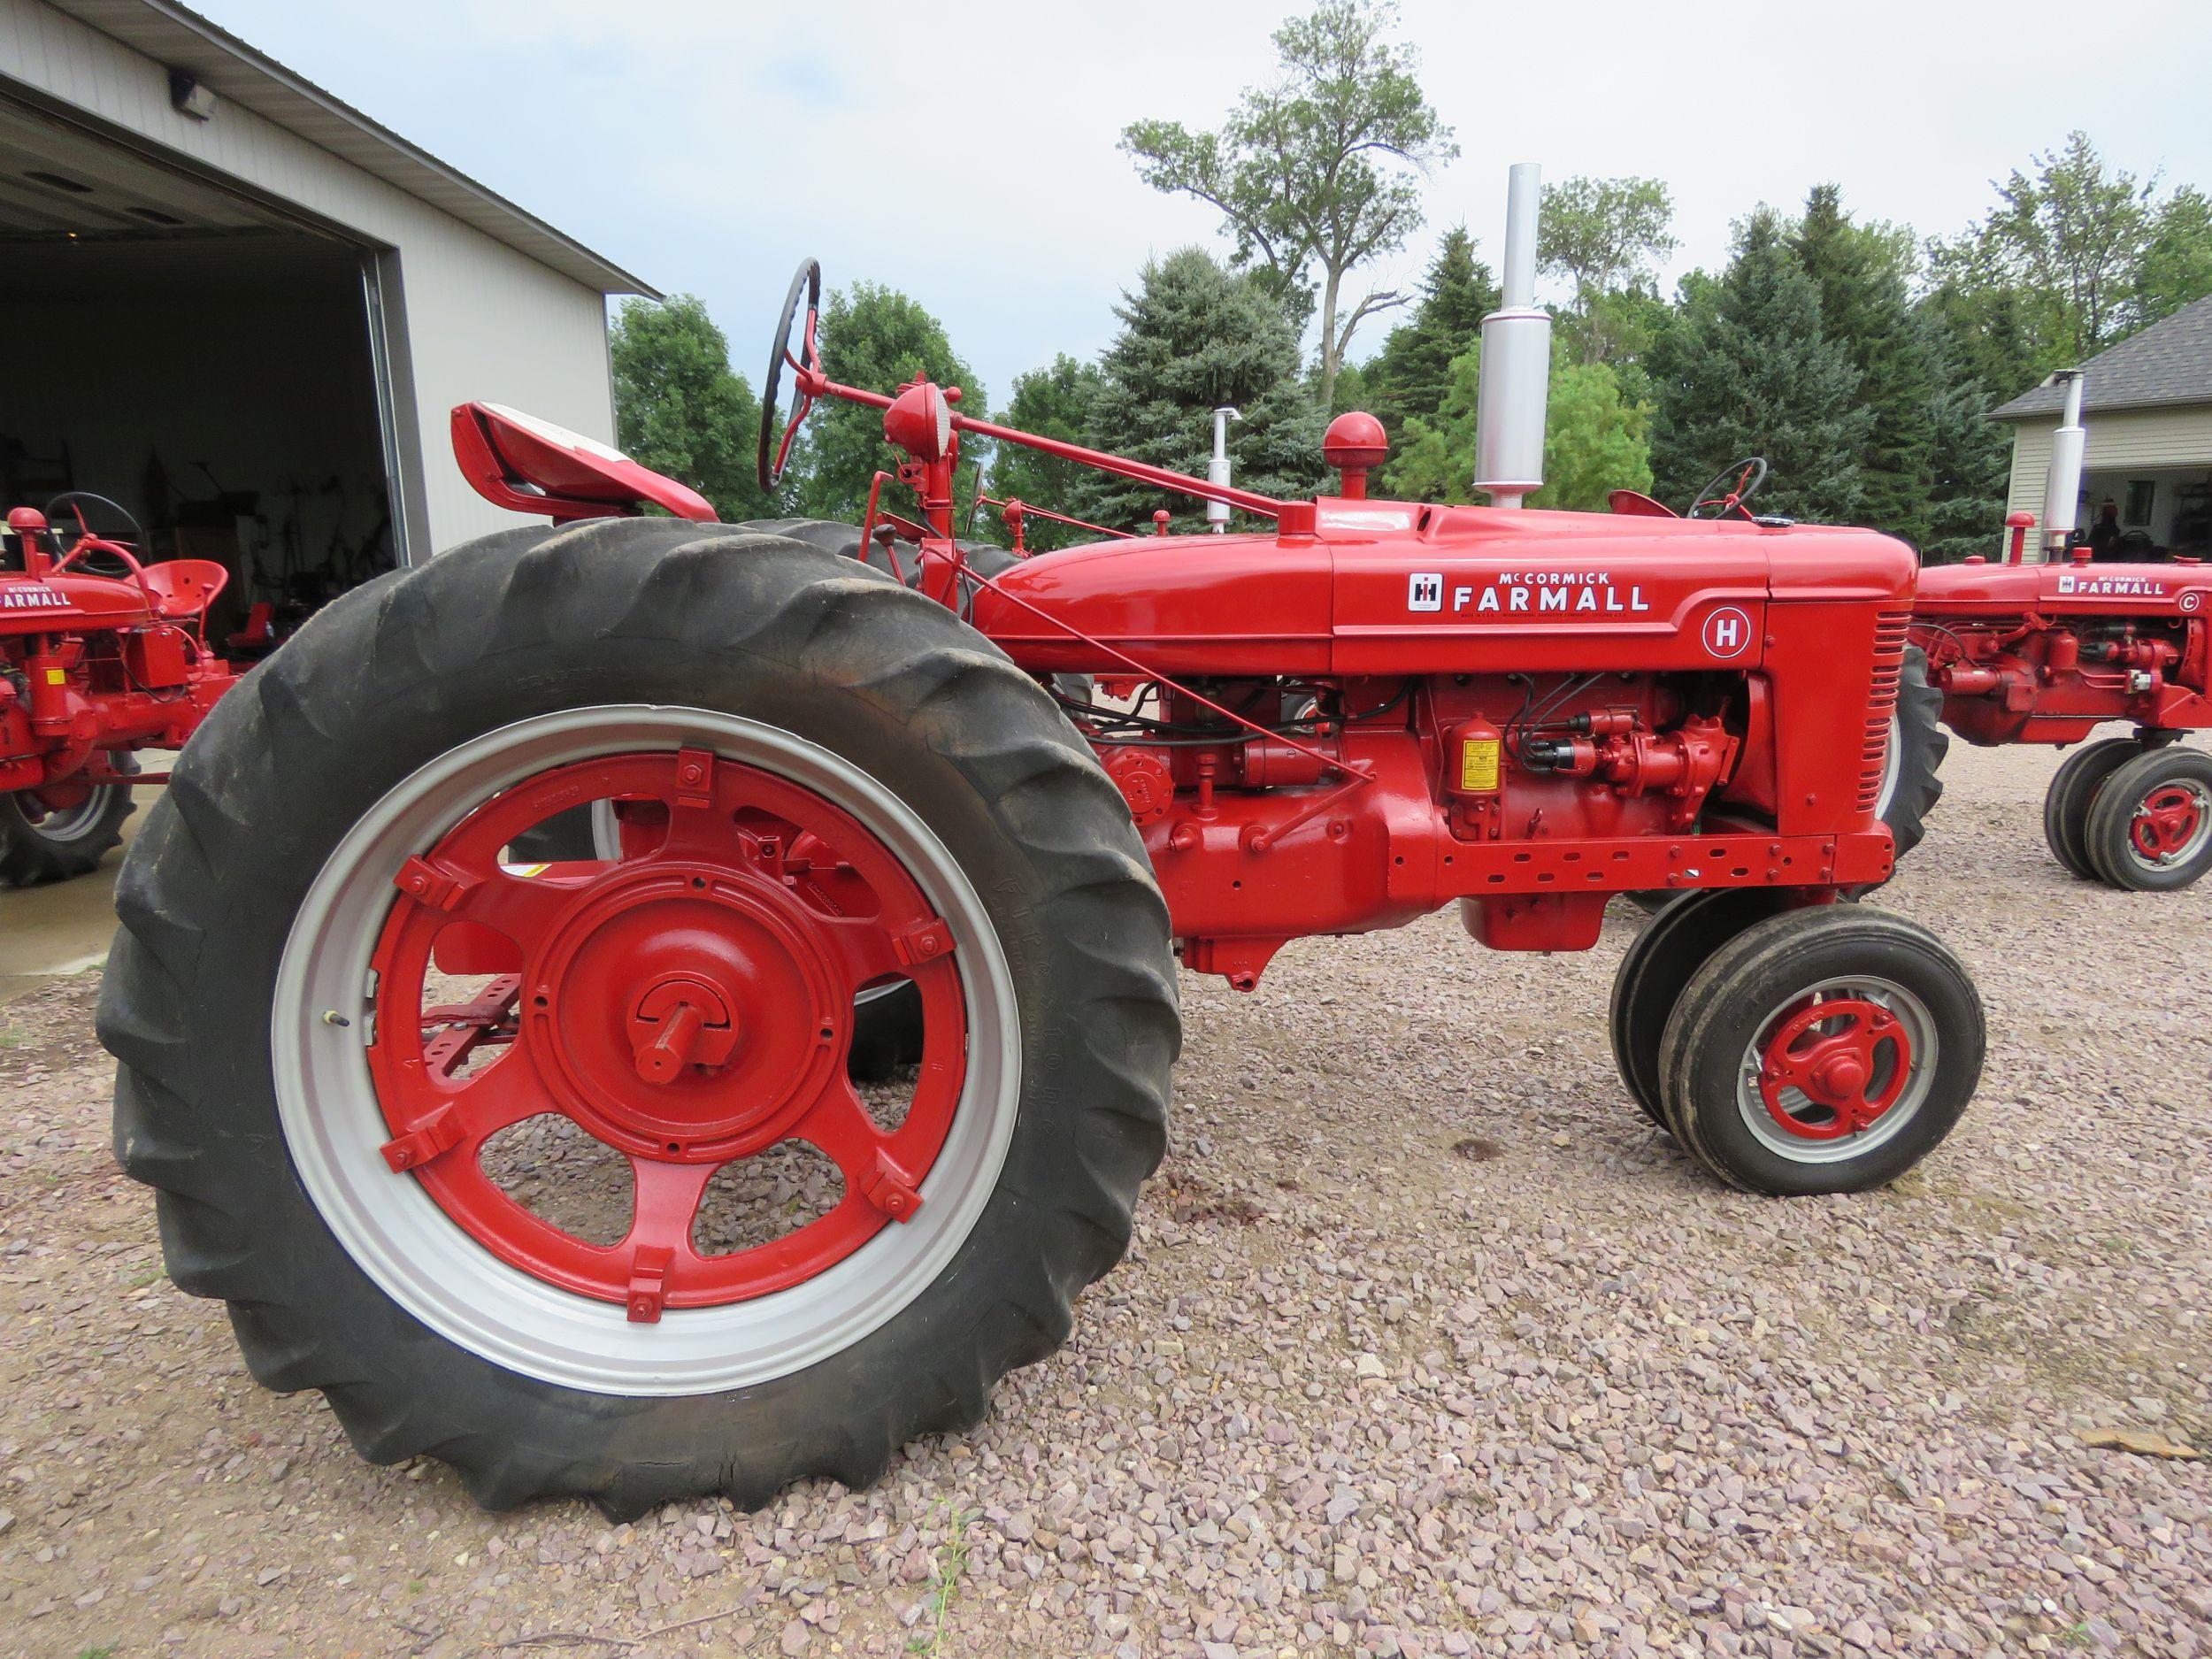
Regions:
[[1538, 176, 1677, 366], [797, 282, 983, 524], [982, 355, 1105, 551], [610, 294, 772, 520], [1120, 0, 1455, 408]]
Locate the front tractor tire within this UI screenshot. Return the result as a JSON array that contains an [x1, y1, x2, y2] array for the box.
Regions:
[[99, 518, 1179, 1516], [2041, 736, 2142, 880], [1655, 905, 1984, 1195], [2082, 742, 2212, 891]]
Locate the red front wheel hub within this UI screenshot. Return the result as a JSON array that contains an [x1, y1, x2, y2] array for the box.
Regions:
[[1755, 996, 1911, 1140], [367, 746, 964, 1320]]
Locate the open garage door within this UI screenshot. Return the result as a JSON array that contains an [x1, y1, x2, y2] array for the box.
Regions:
[[0, 92, 407, 656]]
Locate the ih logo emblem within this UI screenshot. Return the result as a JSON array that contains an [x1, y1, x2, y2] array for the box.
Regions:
[[1702, 606, 1752, 658], [1408, 572, 1443, 612]]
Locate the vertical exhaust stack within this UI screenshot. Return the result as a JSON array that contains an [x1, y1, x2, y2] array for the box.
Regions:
[[1473, 162, 1552, 509], [2041, 370, 2086, 561], [1207, 405, 1240, 532]]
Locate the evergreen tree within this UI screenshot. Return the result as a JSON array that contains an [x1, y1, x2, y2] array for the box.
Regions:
[[1078, 248, 1327, 532], [1649, 209, 1870, 524], [983, 354, 1105, 551], [1916, 326, 2012, 565], [798, 281, 983, 523], [1387, 342, 1650, 511], [1362, 227, 1497, 442], [609, 294, 773, 520], [1793, 185, 1934, 542]]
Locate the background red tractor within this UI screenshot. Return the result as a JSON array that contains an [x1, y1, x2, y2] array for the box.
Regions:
[[100, 170, 1987, 1517], [1910, 372, 2212, 890], [1, 493, 234, 885]]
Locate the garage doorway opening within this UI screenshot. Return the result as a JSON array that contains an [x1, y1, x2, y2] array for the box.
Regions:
[[0, 96, 405, 655]]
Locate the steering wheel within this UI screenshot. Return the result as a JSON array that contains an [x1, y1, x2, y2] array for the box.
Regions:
[[46, 490, 149, 580], [757, 257, 823, 491], [1685, 457, 1768, 520]]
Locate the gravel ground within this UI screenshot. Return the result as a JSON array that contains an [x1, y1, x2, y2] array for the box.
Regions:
[[1, 740, 2208, 1659]]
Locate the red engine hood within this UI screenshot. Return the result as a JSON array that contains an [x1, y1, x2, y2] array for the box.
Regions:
[[1, 570, 156, 634], [1916, 557, 2212, 618], [970, 499, 1917, 676]]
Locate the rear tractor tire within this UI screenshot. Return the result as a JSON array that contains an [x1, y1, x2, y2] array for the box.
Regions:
[[0, 754, 137, 886], [100, 517, 1179, 1516], [1655, 905, 1984, 1195], [2082, 742, 2212, 891]]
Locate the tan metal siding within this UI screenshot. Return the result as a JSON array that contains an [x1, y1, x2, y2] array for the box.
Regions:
[[1, 0, 616, 550], [2004, 405, 2212, 560]]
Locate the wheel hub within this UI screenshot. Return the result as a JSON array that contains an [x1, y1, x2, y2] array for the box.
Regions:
[[1756, 995, 1909, 1139], [523, 861, 843, 1162], [2131, 781, 2208, 864]]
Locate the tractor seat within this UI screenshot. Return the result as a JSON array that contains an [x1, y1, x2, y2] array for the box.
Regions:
[[139, 558, 230, 620]]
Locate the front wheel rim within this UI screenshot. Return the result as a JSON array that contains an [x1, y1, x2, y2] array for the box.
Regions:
[[19, 782, 119, 842], [273, 706, 1020, 1396], [2126, 778, 2212, 869], [1735, 973, 1938, 1164]]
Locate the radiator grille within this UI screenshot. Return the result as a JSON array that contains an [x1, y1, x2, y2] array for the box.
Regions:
[[1857, 611, 1912, 811]]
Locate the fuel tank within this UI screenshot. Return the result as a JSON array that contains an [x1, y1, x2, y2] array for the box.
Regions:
[[1915, 556, 2212, 620], [970, 497, 1919, 675]]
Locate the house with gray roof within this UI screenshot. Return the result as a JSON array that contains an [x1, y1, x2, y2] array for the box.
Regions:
[[1994, 294, 2212, 560]]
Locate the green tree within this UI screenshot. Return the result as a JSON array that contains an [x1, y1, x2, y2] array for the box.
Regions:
[[1362, 226, 1497, 442], [1120, 0, 1455, 408], [1918, 363, 2012, 565], [1930, 131, 2155, 370], [609, 294, 772, 519], [1793, 184, 1934, 541], [1537, 176, 1677, 365], [1077, 248, 1326, 532], [982, 354, 1105, 551], [1648, 208, 1870, 523], [798, 281, 984, 523], [1387, 342, 1651, 511], [2131, 186, 2212, 330]]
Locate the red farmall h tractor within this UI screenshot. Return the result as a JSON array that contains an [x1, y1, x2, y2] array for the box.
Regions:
[[101, 171, 1987, 1517], [1909, 373, 2212, 890], [1, 495, 233, 885]]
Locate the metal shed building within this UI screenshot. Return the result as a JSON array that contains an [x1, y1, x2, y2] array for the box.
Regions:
[[1, 0, 652, 646]]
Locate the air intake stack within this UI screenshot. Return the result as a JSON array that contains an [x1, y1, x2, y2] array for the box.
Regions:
[[1472, 162, 1552, 510]]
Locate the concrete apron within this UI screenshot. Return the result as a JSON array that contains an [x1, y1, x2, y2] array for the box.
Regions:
[[0, 759, 166, 1006]]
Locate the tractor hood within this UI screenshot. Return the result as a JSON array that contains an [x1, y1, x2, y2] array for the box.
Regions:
[[970, 498, 1918, 677], [1915, 556, 2212, 619], [0, 570, 157, 634]]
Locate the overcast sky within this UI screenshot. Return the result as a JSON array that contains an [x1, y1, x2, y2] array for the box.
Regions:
[[198, 0, 2212, 412]]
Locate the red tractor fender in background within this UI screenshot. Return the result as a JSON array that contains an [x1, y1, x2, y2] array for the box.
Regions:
[[451, 402, 717, 525]]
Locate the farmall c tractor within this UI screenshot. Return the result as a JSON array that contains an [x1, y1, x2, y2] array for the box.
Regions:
[[0, 495, 233, 884], [1910, 371, 2212, 890], [101, 169, 1988, 1516]]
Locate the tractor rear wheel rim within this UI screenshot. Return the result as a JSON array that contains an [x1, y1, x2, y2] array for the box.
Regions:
[[2126, 779, 2212, 869], [273, 707, 1019, 1396], [19, 781, 115, 841], [1736, 974, 1936, 1164]]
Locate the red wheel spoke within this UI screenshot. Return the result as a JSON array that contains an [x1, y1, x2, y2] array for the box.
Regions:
[[816, 911, 913, 995], [797, 1080, 926, 1221], [380, 1045, 549, 1172], [624, 1156, 716, 1259]]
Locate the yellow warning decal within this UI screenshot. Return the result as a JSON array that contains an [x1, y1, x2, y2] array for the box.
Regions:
[[1459, 737, 1501, 793], [44, 668, 66, 686]]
